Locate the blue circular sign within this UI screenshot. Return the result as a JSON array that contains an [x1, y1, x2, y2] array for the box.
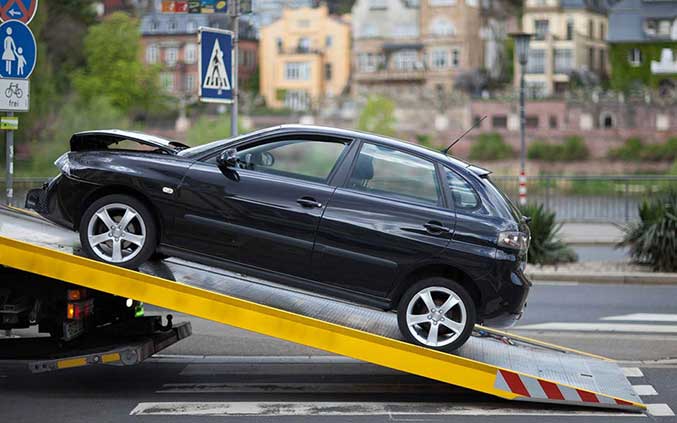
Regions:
[[0, 20, 35, 79]]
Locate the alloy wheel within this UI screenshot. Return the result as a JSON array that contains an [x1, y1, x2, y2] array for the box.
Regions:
[[86, 203, 147, 263], [405, 286, 467, 347]]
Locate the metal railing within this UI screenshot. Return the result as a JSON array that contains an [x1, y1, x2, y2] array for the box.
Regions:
[[492, 175, 677, 222], [2, 175, 677, 223]]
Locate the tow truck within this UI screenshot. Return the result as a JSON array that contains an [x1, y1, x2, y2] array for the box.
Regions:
[[0, 205, 645, 412]]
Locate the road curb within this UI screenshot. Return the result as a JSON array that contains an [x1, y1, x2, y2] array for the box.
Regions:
[[528, 271, 677, 285]]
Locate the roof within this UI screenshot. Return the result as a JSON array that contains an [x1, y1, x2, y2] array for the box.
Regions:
[[140, 13, 257, 40], [608, 0, 677, 42]]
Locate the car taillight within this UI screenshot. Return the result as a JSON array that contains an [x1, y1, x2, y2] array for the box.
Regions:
[[498, 231, 529, 252]]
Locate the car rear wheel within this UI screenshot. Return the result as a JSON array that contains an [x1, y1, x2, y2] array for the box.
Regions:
[[397, 277, 476, 352], [79, 194, 157, 269]]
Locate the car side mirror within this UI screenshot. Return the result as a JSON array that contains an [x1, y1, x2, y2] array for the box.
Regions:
[[217, 148, 239, 169]]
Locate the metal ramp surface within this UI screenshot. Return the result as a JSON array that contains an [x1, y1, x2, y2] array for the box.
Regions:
[[0, 206, 644, 412]]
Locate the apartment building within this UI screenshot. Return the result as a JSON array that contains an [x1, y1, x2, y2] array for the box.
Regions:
[[259, 5, 351, 110], [140, 13, 258, 98], [517, 0, 608, 97]]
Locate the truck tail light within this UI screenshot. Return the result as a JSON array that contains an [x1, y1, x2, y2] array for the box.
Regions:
[[66, 298, 94, 320], [67, 288, 88, 301]]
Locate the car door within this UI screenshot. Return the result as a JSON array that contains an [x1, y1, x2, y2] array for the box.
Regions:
[[311, 141, 455, 299], [175, 134, 351, 279]]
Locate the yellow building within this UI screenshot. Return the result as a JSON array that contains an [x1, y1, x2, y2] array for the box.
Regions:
[[517, 0, 608, 97], [259, 6, 351, 110]]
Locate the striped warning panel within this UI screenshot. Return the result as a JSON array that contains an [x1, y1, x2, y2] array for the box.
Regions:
[[494, 369, 635, 409]]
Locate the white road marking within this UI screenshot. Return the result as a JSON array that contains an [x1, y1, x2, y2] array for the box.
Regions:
[[157, 382, 453, 394], [632, 385, 658, 396], [602, 314, 677, 322], [622, 367, 644, 378], [646, 404, 675, 417], [129, 402, 642, 417], [532, 281, 580, 286], [516, 323, 677, 333]]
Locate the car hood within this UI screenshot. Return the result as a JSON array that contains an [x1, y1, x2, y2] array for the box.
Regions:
[[70, 129, 190, 154]]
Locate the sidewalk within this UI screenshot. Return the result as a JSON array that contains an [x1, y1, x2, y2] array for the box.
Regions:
[[559, 223, 624, 245]]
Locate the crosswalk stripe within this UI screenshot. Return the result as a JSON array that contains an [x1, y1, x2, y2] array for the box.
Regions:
[[622, 368, 644, 378], [646, 404, 675, 417], [602, 314, 677, 322], [129, 402, 641, 417], [516, 323, 677, 333], [632, 385, 657, 396]]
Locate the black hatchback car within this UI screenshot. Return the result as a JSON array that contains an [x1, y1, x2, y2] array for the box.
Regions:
[[27, 125, 531, 351]]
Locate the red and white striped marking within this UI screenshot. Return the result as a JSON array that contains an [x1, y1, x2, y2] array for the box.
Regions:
[[494, 369, 636, 408], [518, 172, 527, 205]]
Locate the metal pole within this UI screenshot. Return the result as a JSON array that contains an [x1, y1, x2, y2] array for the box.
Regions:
[[230, 4, 239, 138], [518, 64, 527, 206], [5, 111, 14, 206]]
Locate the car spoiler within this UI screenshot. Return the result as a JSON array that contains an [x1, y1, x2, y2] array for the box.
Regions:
[[467, 165, 492, 178], [69, 129, 190, 154]]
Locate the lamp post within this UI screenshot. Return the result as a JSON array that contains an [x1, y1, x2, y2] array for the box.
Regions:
[[510, 32, 532, 206]]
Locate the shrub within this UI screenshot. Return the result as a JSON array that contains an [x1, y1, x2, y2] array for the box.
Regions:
[[527, 136, 589, 161], [561, 136, 589, 161], [518, 203, 578, 265], [608, 137, 643, 161], [468, 133, 513, 160], [415, 133, 433, 149], [620, 189, 677, 272], [357, 95, 396, 137], [609, 137, 677, 162], [527, 139, 551, 160]]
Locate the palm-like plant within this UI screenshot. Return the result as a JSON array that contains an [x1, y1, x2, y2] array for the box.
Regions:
[[620, 189, 677, 272], [518, 203, 578, 265]]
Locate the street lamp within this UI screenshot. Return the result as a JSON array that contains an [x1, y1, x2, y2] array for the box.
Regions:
[[510, 32, 532, 206]]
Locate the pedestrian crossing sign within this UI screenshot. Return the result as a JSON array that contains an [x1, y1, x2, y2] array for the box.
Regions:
[[199, 27, 233, 104]]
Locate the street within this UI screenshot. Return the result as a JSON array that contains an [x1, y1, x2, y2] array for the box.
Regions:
[[1, 282, 675, 422]]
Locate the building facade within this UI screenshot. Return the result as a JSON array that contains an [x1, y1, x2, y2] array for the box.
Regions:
[[607, 0, 677, 96], [517, 0, 609, 97], [259, 5, 351, 110], [140, 13, 258, 98]]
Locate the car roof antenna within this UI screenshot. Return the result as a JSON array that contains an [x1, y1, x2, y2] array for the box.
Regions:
[[441, 115, 487, 155]]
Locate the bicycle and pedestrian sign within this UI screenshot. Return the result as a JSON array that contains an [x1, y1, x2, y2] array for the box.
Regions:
[[0, 78, 28, 111], [0, 0, 37, 24], [0, 20, 35, 79]]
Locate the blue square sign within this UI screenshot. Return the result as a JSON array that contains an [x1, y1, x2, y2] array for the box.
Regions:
[[199, 27, 233, 104]]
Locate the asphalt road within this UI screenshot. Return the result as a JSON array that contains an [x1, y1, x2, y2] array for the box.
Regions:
[[1, 282, 676, 422]]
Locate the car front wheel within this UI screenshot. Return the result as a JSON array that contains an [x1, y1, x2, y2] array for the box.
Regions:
[[397, 277, 476, 352], [79, 194, 157, 269]]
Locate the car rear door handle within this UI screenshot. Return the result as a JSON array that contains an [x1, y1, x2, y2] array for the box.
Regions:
[[424, 221, 450, 234], [297, 197, 323, 208]]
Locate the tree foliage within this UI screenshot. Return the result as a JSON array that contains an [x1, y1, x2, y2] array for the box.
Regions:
[[357, 95, 396, 137], [73, 12, 164, 114]]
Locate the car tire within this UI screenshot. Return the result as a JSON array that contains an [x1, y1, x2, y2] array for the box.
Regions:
[[79, 194, 157, 270], [397, 277, 476, 352]]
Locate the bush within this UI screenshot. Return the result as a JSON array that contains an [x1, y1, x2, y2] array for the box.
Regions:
[[608, 137, 643, 161], [357, 95, 396, 137], [609, 137, 677, 162], [528, 137, 589, 161], [527, 140, 551, 160], [186, 116, 245, 146], [518, 203, 578, 265], [468, 133, 513, 161], [415, 134, 433, 149], [620, 189, 677, 272], [561, 136, 589, 160]]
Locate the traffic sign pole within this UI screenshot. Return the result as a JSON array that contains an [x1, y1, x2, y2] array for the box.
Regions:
[[5, 110, 13, 205], [230, 3, 239, 138]]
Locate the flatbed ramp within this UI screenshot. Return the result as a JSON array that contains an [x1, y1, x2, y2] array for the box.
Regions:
[[0, 206, 644, 412]]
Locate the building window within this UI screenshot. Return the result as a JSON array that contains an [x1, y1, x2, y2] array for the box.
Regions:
[[276, 38, 283, 52], [492, 115, 507, 129], [186, 20, 197, 33], [549, 115, 558, 129], [160, 72, 174, 92], [392, 50, 419, 71], [285, 62, 311, 80], [184, 43, 197, 64], [168, 19, 177, 32], [534, 19, 549, 40], [146, 44, 159, 64], [628, 48, 642, 66], [325, 35, 333, 47], [185, 73, 195, 92], [451, 48, 460, 67], [600, 112, 615, 129], [363, 24, 378, 38], [658, 20, 672, 36], [150, 20, 159, 32], [324, 63, 332, 80], [165, 47, 178, 66], [430, 18, 455, 36], [298, 37, 311, 53], [526, 49, 545, 73], [600, 22, 606, 40], [284, 90, 310, 111], [393, 23, 418, 38], [588, 47, 595, 70], [429, 0, 456, 5], [554, 49, 573, 74], [526, 116, 539, 128], [369, 0, 387, 10], [526, 81, 546, 98], [566, 18, 574, 40], [588, 19, 594, 38], [430, 48, 450, 69], [358, 52, 382, 72]]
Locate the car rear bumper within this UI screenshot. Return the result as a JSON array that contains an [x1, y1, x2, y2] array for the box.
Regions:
[[25, 175, 74, 229], [483, 268, 530, 328]]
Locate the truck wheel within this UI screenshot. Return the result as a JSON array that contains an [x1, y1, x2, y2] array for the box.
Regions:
[[397, 277, 476, 352], [79, 194, 157, 270]]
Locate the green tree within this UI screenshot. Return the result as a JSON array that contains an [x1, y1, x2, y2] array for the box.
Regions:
[[73, 12, 164, 114], [357, 95, 396, 137]]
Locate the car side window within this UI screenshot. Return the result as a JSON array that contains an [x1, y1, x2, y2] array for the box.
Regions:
[[229, 139, 347, 183], [445, 169, 481, 211], [348, 142, 441, 206]]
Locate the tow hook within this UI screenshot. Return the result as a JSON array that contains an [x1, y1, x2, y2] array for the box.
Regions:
[[160, 314, 173, 331]]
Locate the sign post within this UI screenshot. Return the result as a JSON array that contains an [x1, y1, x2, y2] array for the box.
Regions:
[[229, 1, 239, 138], [0, 1, 37, 206]]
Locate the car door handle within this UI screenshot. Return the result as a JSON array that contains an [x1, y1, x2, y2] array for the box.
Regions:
[[297, 197, 323, 208], [424, 221, 450, 234]]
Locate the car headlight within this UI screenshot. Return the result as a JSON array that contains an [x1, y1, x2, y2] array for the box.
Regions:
[[498, 231, 529, 252], [54, 153, 71, 176]]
